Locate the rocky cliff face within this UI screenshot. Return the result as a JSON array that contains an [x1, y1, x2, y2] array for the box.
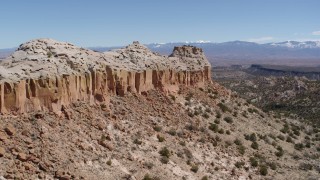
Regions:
[[0, 39, 211, 114]]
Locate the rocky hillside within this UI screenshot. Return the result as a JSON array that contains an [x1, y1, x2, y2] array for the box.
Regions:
[[0, 39, 319, 180], [0, 39, 210, 114]]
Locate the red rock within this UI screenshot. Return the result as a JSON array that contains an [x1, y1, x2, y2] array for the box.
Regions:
[[5, 124, 16, 136]]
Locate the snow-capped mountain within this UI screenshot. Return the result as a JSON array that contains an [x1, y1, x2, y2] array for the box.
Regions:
[[1, 41, 320, 65], [269, 41, 320, 49]]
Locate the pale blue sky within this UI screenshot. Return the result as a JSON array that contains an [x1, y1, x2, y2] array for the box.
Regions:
[[0, 0, 320, 48]]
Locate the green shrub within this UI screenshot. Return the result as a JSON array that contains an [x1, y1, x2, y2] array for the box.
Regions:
[[249, 157, 258, 167], [167, 129, 176, 136], [251, 142, 259, 150], [226, 130, 231, 135], [160, 156, 169, 164], [133, 138, 142, 145], [234, 138, 242, 145], [277, 135, 285, 141], [153, 125, 162, 132], [47, 51, 53, 58], [107, 159, 112, 166], [202, 113, 210, 119], [259, 165, 268, 176], [157, 134, 165, 142], [218, 128, 224, 134], [190, 164, 199, 173], [238, 145, 246, 155], [214, 119, 220, 124], [224, 117, 233, 124], [217, 103, 231, 113], [275, 146, 284, 157], [159, 147, 170, 158], [209, 123, 219, 132], [286, 136, 293, 143], [169, 94, 176, 101], [269, 162, 277, 170], [216, 111, 222, 118], [294, 143, 304, 151], [201, 176, 208, 180], [235, 161, 245, 168]]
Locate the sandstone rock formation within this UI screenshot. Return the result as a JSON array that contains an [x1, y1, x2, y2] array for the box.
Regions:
[[0, 39, 211, 114]]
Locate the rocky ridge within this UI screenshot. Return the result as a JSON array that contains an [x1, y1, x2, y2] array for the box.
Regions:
[[0, 39, 211, 114]]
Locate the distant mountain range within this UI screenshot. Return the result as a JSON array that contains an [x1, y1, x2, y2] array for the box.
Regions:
[[2, 41, 320, 66]]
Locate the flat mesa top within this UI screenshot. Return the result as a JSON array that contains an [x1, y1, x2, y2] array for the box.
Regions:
[[0, 39, 210, 83]]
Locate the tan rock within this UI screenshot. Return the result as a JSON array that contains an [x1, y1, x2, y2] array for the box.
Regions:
[[0, 131, 8, 141], [0, 147, 5, 157], [17, 153, 28, 161], [0, 39, 211, 115]]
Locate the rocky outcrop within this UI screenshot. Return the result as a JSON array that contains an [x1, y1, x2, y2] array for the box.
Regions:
[[0, 39, 211, 114]]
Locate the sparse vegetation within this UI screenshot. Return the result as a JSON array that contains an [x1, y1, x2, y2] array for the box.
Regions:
[[217, 103, 231, 113]]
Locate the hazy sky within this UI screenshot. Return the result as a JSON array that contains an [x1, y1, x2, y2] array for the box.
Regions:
[[1, 0, 320, 48]]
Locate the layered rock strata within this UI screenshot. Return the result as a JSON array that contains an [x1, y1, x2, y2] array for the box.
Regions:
[[0, 39, 211, 114]]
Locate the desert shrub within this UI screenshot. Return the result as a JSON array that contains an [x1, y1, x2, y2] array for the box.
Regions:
[[201, 176, 208, 180], [142, 174, 160, 180], [245, 133, 257, 142], [179, 141, 186, 146], [107, 159, 112, 166], [184, 148, 193, 159], [160, 156, 169, 164], [169, 94, 176, 101], [143, 162, 154, 169], [212, 140, 218, 146], [217, 103, 231, 113], [249, 157, 258, 167], [224, 116, 233, 124], [275, 146, 284, 157], [153, 125, 162, 132], [235, 161, 245, 168], [159, 147, 170, 158], [299, 163, 313, 171], [209, 123, 219, 132], [157, 134, 165, 142], [234, 138, 242, 146], [269, 162, 277, 170], [218, 128, 224, 134], [259, 165, 268, 176], [190, 164, 199, 173], [238, 145, 246, 155], [133, 138, 142, 145], [225, 140, 232, 147], [242, 111, 248, 118], [47, 51, 53, 58], [167, 129, 176, 136], [185, 93, 193, 101], [185, 124, 198, 131], [251, 142, 259, 150], [305, 141, 311, 148], [280, 123, 290, 134], [216, 111, 222, 118], [214, 119, 220, 124], [233, 111, 238, 117], [286, 136, 293, 143], [277, 135, 285, 141], [294, 143, 304, 151], [226, 130, 231, 135], [188, 111, 195, 117], [205, 107, 212, 113], [202, 113, 210, 119]]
